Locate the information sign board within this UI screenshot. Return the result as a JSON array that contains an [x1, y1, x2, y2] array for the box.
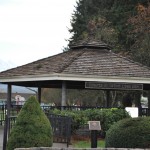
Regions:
[[85, 82, 143, 90], [89, 121, 101, 131]]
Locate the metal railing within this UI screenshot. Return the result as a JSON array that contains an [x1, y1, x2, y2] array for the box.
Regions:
[[3, 113, 72, 150], [139, 107, 150, 116], [0, 104, 22, 125], [47, 114, 72, 147], [0, 104, 150, 125]]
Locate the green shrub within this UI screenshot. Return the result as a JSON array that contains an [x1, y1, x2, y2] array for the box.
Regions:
[[105, 117, 150, 148], [51, 109, 88, 133], [7, 96, 53, 150], [84, 108, 130, 137], [102, 108, 130, 134], [51, 108, 130, 136]]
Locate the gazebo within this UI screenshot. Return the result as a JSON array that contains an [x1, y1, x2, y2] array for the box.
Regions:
[[0, 40, 150, 115]]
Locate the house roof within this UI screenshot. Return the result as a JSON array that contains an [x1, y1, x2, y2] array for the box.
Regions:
[[0, 40, 150, 88]]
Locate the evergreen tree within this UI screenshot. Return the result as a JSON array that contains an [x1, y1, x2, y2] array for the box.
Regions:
[[128, 3, 150, 66], [7, 96, 53, 150], [69, 0, 149, 55]]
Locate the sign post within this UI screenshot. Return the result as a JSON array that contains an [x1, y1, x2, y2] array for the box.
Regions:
[[89, 121, 101, 148]]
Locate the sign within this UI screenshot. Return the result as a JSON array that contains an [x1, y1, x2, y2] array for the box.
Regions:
[[89, 121, 101, 130], [85, 82, 143, 90], [125, 107, 138, 118]]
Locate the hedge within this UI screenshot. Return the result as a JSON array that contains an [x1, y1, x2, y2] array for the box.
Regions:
[[51, 108, 130, 136], [105, 117, 150, 148]]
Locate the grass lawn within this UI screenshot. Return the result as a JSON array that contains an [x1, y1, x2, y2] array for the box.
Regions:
[[72, 139, 105, 148]]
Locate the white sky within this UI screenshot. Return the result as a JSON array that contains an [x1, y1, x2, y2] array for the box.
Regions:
[[0, 0, 77, 71]]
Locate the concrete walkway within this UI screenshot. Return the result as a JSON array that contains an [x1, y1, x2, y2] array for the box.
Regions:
[[0, 126, 72, 150]]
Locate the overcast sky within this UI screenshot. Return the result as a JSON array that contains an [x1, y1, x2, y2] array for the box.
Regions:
[[0, 0, 77, 72]]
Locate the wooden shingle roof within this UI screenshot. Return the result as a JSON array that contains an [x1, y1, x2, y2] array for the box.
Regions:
[[0, 40, 150, 85]]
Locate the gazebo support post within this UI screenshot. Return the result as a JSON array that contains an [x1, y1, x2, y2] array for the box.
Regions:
[[37, 87, 41, 103], [3, 84, 12, 150], [61, 81, 66, 110], [106, 90, 110, 107], [148, 91, 150, 116], [7, 84, 12, 135], [7, 84, 11, 135], [134, 91, 141, 116]]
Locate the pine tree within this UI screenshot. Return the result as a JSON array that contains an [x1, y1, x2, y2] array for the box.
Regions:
[[69, 0, 149, 54], [7, 96, 53, 150]]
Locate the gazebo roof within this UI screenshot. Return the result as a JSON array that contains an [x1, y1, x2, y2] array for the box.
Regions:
[[0, 40, 150, 89]]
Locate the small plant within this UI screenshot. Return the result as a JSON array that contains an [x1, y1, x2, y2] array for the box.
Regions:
[[105, 117, 150, 148], [7, 96, 53, 150]]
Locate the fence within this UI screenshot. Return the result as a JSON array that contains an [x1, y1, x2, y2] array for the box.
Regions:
[[3, 113, 72, 150], [0, 104, 22, 125], [0, 105, 150, 125], [47, 114, 72, 147], [139, 107, 150, 116], [1, 105, 150, 123]]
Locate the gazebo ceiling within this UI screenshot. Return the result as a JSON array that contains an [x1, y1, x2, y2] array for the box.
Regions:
[[0, 40, 150, 90]]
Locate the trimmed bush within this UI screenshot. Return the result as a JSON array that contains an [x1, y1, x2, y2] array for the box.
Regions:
[[105, 117, 150, 148], [7, 96, 53, 150]]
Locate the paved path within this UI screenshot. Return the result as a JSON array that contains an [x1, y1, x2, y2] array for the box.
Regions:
[[0, 126, 72, 150]]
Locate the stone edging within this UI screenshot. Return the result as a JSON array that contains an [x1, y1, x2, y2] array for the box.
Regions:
[[14, 147, 150, 150]]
